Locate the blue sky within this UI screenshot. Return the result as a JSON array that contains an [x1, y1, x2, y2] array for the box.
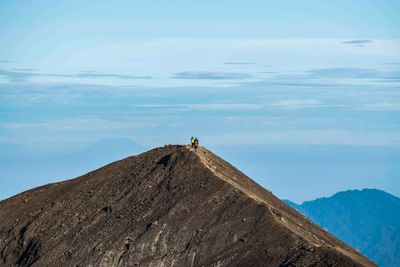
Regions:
[[1, 0, 400, 202]]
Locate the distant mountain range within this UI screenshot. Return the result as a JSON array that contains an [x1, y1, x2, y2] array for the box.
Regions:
[[285, 189, 400, 267]]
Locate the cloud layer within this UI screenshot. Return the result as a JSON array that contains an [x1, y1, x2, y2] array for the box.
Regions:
[[342, 39, 372, 44], [223, 62, 257, 65], [0, 69, 152, 82], [173, 71, 253, 80]]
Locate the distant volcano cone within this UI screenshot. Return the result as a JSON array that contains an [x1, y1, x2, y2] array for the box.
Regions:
[[0, 145, 375, 266]]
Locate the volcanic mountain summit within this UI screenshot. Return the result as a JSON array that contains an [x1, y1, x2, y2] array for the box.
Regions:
[[0, 145, 374, 266]]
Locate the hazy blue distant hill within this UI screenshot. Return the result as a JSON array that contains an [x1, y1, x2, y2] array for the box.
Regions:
[[285, 189, 400, 267], [0, 138, 145, 200], [0, 143, 24, 155], [79, 138, 143, 158]]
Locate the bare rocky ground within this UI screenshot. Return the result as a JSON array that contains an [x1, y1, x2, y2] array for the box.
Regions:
[[0, 145, 375, 266]]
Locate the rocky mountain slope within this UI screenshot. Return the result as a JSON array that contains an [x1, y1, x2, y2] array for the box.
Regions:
[[0, 145, 375, 266], [286, 189, 400, 267]]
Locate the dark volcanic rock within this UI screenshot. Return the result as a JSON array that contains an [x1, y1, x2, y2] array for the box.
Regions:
[[0, 145, 375, 266]]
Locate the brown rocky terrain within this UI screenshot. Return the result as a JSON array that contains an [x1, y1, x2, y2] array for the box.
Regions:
[[0, 145, 375, 266]]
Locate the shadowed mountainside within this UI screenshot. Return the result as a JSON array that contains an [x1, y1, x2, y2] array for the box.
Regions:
[[0, 145, 374, 266]]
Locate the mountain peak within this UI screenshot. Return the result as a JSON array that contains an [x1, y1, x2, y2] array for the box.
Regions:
[[0, 145, 374, 266]]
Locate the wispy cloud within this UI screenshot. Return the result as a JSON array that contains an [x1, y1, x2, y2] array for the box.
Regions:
[[0, 60, 11, 63], [342, 39, 372, 45], [76, 71, 152, 80], [269, 99, 322, 110], [342, 40, 372, 47], [10, 68, 38, 72], [309, 68, 378, 79], [308, 68, 400, 80], [0, 69, 152, 82], [133, 103, 263, 110], [241, 75, 337, 88], [206, 130, 400, 146], [358, 102, 400, 111], [223, 62, 257, 65], [0, 69, 36, 82], [173, 71, 253, 80]]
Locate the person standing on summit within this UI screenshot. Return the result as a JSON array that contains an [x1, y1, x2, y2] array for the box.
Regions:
[[190, 137, 199, 150], [191, 136, 195, 147]]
